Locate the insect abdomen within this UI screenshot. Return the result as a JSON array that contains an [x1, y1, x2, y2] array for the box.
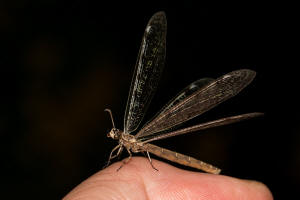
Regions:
[[145, 143, 221, 174]]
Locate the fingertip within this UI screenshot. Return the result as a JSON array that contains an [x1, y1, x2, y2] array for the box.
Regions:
[[241, 180, 273, 200], [63, 157, 273, 200]]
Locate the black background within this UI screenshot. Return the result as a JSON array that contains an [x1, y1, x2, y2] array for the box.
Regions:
[[1, 1, 298, 199]]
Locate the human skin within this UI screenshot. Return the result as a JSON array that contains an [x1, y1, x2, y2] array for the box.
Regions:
[[63, 157, 273, 200]]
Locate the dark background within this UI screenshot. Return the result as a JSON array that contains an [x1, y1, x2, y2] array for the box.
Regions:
[[1, 1, 298, 199]]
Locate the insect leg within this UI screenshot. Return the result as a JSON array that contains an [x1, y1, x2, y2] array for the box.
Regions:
[[105, 144, 122, 168], [146, 150, 158, 171], [117, 148, 133, 171]]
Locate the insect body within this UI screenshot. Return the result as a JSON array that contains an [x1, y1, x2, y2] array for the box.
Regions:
[[104, 12, 262, 174]]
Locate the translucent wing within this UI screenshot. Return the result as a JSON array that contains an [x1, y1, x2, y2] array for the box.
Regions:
[[141, 112, 263, 142], [141, 78, 214, 132], [158, 78, 214, 115], [124, 12, 167, 134], [135, 69, 256, 139]]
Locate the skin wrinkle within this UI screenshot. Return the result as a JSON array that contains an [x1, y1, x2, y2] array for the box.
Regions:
[[103, 159, 150, 200], [140, 171, 151, 200], [65, 163, 145, 200], [144, 163, 198, 199], [67, 185, 122, 200], [71, 178, 125, 200], [117, 159, 151, 200], [156, 180, 191, 199], [158, 175, 221, 200], [156, 172, 212, 199]]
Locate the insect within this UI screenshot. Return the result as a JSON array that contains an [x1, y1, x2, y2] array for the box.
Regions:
[[104, 11, 262, 174]]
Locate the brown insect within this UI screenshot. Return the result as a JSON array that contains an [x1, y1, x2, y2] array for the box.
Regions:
[[104, 11, 262, 174]]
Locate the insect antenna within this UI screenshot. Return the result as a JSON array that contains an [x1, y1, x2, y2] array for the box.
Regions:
[[104, 109, 116, 128]]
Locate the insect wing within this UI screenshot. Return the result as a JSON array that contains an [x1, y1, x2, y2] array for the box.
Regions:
[[124, 12, 167, 134], [142, 112, 263, 142], [136, 78, 214, 138], [156, 78, 214, 115], [136, 69, 256, 139]]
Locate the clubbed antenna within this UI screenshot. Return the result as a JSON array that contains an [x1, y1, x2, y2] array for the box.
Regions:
[[104, 109, 116, 128]]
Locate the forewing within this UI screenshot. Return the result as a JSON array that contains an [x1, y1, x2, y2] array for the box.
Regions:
[[136, 69, 256, 139], [124, 12, 167, 134]]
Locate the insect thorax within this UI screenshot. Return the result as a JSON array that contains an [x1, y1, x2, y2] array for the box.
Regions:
[[120, 133, 143, 153]]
